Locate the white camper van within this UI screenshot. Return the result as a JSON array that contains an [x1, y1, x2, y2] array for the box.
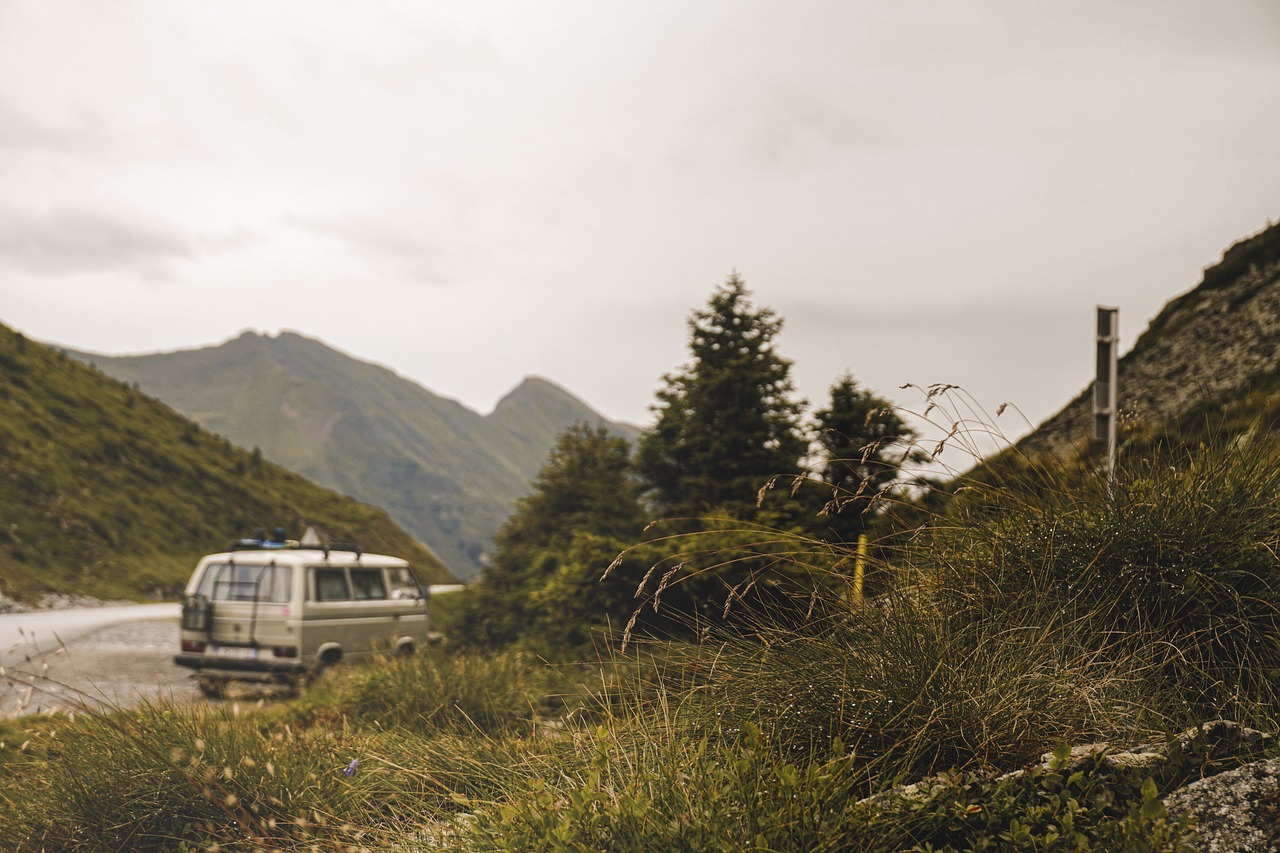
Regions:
[[174, 538, 431, 692]]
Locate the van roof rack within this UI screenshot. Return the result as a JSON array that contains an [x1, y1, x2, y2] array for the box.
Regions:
[[230, 527, 299, 552], [230, 538, 300, 551], [227, 530, 363, 558], [321, 543, 363, 558]]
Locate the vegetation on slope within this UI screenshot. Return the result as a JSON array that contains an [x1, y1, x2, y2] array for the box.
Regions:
[[0, 322, 454, 602], [1138, 218, 1280, 351]]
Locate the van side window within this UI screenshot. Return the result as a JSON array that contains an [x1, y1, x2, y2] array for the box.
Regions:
[[314, 568, 350, 602], [350, 568, 387, 600]]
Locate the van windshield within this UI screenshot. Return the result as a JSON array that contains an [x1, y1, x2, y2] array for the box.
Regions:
[[387, 566, 423, 599], [197, 562, 291, 603]]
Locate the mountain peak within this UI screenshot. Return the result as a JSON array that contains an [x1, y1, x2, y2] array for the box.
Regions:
[[494, 375, 577, 409], [489, 374, 631, 432], [230, 328, 323, 352]]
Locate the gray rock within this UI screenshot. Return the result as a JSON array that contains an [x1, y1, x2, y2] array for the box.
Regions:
[[1165, 757, 1280, 853], [1177, 720, 1273, 753], [1038, 741, 1112, 769]]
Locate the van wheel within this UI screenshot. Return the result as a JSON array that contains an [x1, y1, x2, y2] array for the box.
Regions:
[[197, 675, 228, 700], [306, 647, 343, 685], [395, 640, 415, 657]]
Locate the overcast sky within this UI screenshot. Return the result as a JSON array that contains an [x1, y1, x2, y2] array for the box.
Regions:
[[3, 1, 1279, 448]]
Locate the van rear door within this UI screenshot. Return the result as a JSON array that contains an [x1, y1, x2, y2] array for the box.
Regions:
[[196, 560, 293, 655]]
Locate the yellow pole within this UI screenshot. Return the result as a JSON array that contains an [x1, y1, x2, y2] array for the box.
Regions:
[[853, 533, 867, 603]]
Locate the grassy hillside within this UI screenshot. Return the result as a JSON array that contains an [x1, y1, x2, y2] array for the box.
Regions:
[[69, 332, 640, 580], [0, 323, 455, 603]]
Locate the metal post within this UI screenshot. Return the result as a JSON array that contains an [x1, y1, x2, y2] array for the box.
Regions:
[[853, 533, 867, 603], [1094, 306, 1119, 487]]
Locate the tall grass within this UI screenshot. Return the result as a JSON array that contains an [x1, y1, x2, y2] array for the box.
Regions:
[[298, 646, 560, 736], [669, 584, 1161, 781], [662, 395, 1280, 779], [931, 436, 1280, 724]]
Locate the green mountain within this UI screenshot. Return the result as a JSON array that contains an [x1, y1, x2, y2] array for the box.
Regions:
[[1021, 217, 1280, 459], [68, 332, 640, 580], [0, 323, 455, 605]]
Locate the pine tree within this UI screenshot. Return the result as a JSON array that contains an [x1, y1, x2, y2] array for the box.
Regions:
[[636, 273, 806, 520], [809, 373, 917, 541]]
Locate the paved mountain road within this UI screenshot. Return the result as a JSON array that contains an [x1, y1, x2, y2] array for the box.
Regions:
[[0, 603, 180, 666], [0, 604, 195, 717]]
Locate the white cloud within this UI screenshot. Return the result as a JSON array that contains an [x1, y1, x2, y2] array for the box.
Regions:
[[0, 100, 113, 156], [0, 0, 1278, 435], [0, 207, 191, 279], [280, 211, 451, 284]]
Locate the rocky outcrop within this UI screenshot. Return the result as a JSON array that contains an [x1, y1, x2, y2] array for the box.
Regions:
[[1022, 220, 1280, 460], [861, 720, 1272, 808], [1165, 758, 1280, 853]]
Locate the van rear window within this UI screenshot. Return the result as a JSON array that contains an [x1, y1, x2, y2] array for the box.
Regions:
[[198, 563, 291, 603]]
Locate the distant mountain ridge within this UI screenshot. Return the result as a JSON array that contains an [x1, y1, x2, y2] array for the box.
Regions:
[[69, 332, 640, 580], [1021, 218, 1280, 459], [0, 323, 454, 604]]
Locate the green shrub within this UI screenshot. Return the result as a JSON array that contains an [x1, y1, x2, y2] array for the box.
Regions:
[[300, 646, 561, 736], [934, 438, 1280, 721], [452, 720, 870, 852]]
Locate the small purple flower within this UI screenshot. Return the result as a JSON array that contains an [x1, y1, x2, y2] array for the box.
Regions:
[[343, 759, 360, 777]]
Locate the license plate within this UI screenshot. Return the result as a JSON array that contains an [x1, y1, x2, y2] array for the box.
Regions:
[[213, 645, 257, 660]]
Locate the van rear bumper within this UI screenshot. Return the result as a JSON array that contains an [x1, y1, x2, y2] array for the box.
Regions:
[[174, 654, 306, 676]]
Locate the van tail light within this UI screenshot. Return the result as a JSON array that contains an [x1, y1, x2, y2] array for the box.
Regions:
[[182, 640, 207, 653], [272, 646, 298, 659]]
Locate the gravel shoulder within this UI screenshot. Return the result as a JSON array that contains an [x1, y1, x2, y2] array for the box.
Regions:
[[0, 617, 200, 718]]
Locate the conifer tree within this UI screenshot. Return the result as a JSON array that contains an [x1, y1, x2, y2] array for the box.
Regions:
[[636, 273, 806, 520], [809, 373, 917, 541]]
